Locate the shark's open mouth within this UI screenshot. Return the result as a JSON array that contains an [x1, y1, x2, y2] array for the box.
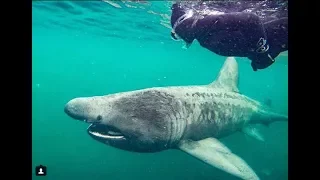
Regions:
[[87, 123, 125, 140]]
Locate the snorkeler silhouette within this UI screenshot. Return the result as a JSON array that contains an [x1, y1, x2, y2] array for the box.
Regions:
[[170, 0, 288, 71]]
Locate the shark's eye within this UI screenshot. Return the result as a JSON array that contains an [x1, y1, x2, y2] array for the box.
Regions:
[[97, 115, 102, 121]]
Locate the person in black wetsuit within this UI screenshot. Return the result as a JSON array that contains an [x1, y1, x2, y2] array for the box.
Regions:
[[170, 0, 288, 71]]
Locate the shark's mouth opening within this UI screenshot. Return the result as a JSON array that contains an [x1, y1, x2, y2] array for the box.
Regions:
[[87, 124, 125, 140]]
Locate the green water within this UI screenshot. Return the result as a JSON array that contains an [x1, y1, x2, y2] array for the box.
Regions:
[[32, 1, 288, 180]]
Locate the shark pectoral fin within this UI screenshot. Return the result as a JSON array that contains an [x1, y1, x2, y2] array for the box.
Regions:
[[178, 138, 260, 180], [209, 57, 240, 93], [242, 125, 265, 142]]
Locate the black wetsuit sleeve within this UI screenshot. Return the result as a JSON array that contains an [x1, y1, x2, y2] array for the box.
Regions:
[[264, 17, 288, 57], [248, 17, 288, 71], [195, 12, 267, 58]]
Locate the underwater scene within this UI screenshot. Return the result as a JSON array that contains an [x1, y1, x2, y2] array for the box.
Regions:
[[32, 1, 288, 180]]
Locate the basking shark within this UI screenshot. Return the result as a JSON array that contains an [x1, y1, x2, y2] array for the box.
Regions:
[[64, 57, 288, 180]]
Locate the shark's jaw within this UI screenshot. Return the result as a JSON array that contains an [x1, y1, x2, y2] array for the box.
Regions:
[[86, 123, 126, 140]]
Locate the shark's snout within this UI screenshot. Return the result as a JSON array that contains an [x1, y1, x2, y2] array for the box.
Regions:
[[64, 98, 88, 120]]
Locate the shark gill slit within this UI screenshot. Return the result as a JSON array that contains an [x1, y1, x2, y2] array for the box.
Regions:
[[167, 112, 174, 147], [171, 102, 183, 145]]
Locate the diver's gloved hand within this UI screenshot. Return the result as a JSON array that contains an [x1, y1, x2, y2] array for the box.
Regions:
[[250, 54, 275, 71]]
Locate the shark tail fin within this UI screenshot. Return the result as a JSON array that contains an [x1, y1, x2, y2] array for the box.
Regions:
[[255, 110, 288, 127]]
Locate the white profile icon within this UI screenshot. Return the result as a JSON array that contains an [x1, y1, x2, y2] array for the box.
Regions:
[[38, 168, 44, 174]]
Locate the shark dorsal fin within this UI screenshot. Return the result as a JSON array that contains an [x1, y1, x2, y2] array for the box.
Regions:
[[209, 57, 239, 93]]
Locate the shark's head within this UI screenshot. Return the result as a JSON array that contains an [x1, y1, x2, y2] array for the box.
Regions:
[[64, 90, 182, 152]]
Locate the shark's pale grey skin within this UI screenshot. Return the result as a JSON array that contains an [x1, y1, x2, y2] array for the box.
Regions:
[[64, 57, 288, 180]]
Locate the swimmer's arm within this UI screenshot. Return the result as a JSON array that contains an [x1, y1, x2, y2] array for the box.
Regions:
[[193, 12, 267, 58], [195, 12, 266, 44], [264, 17, 288, 53]]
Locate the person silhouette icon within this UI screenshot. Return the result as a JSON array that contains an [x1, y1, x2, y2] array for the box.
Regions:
[[38, 168, 44, 174], [36, 165, 47, 176]]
